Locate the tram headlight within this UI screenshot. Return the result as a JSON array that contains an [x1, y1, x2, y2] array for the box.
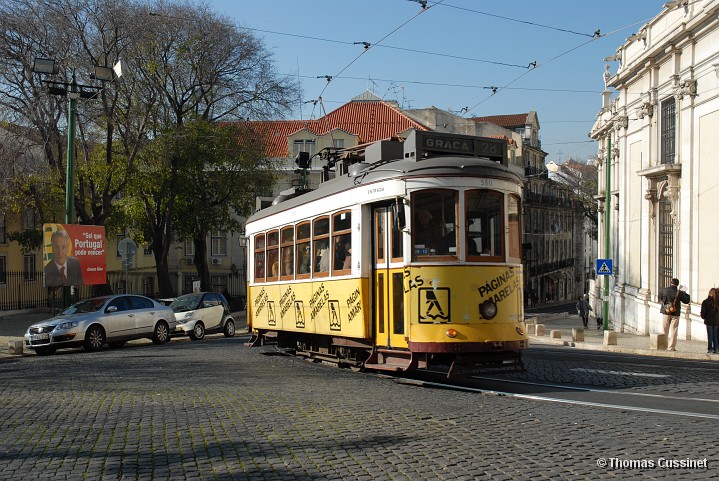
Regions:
[[479, 300, 498, 320]]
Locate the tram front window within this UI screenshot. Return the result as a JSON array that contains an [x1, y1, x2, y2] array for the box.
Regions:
[[466, 190, 503, 259], [412, 191, 456, 258]]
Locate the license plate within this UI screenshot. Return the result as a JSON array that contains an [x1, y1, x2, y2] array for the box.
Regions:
[[31, 333, 49, 341]]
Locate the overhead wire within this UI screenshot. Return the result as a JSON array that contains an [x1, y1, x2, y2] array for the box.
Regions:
[[242, 4, 658, 159], [464, 17, 656, 115], [244, 26, 528, 69], [288, 73, 603, 94], [428, 1, 599, 38], [308, 0, 447, 118]]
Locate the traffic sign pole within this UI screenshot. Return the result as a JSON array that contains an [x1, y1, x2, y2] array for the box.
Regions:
[[602, 136, 611, 331]]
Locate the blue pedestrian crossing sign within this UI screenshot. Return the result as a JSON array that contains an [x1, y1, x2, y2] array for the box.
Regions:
[[596, 258, 613, 276]]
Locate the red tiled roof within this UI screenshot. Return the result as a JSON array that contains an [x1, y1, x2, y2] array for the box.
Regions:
[[243, 100, 430, 158], [471, 113, 528, 129]]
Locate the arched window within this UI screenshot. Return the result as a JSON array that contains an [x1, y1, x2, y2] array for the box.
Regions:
[[266, 230, 279, 281], [332, 211, 352, 275], [295, 222, 311, 278], [253, 234, 266, 282], [313, 217, 330, 277]]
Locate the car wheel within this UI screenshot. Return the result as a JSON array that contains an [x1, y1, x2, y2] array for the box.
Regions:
[[34, 346, 56, 356], [189, 322, 205, 341], [223, 319, 235, 337], [108, 341, 126, 348], [84, 325, 105, 352], [152, 321, 170, 344]]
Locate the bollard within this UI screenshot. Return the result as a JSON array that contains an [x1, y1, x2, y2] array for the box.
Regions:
[[535, 324, 545, 336], [550, 329, 561, 339], [8, 340, 23, 355], [650, 333, 668, 351], [572, 328, 584, 342], [603, 331, 617, 346]]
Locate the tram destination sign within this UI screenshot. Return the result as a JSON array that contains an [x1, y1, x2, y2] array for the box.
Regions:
[[408, 130, 507, 165]]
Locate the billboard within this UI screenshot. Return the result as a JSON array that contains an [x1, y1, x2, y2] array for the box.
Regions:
[[43, 224, 107, 287]]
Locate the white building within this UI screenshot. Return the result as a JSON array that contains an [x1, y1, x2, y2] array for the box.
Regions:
[[590, 0, 719, 340]]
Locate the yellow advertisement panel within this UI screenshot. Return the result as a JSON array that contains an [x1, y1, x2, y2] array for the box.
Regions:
[[403, 265, 524, 325], [249, 278, 370, 339]]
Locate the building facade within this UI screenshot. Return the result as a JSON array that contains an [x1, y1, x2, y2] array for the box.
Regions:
[[590, 0, 719, 339]]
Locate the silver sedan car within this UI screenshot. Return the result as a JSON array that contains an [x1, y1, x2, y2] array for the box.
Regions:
[[24, 294, 176, 355], [171, 292, 235, 340]]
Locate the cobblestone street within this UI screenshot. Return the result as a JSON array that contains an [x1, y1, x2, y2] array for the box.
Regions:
[[1, 335, 717, 480]]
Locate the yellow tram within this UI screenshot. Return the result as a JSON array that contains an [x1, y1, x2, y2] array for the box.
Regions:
[[245, 130, 528, 376]]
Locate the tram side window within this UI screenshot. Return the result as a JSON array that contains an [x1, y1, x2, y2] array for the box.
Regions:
[[390, 209, 403, 261], [412, 190, 457, 257], [254, 234, 266, 282], [281, 226, 294, 278], [332, 211, 352, 274], [267, 230, 279, 280], [466, 190, 503, 259], [296, 222, 311, 277], [313, 217, 330, 276], [508, 195, 521, 262]]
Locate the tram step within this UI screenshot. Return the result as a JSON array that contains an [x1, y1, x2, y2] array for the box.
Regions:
[[363, 362, 409, 372]]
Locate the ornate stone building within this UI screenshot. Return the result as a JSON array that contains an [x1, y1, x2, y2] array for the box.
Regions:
[[590, 0, 719, 339]]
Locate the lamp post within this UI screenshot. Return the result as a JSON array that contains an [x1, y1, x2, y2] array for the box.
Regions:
[[239, 232, 248, 309], [32, 58, 121, 306]]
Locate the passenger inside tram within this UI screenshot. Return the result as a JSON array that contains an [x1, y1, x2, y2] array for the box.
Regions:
[[315, 240, 329, 273]]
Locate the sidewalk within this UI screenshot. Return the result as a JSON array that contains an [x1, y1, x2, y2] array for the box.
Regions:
[[527, 312, 717, 360]]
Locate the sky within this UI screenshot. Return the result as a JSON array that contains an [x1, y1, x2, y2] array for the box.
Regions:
[[207, 0, 665, 164]]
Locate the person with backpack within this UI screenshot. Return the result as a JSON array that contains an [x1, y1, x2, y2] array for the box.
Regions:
[[659, 278, 691, 352]]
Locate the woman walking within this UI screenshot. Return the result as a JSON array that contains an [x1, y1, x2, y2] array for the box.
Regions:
[[699, 288, 719, 354], [576, 294, 592, 329]]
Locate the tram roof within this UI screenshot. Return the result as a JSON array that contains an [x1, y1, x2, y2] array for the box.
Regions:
[[246, 131, 523, 225]]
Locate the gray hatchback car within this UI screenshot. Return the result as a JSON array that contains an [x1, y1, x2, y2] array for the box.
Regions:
[[24, 294, 176, 355]]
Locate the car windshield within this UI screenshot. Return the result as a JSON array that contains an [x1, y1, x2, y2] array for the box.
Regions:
[[170, 294, 202, 312], [61, 297, 108, 315]]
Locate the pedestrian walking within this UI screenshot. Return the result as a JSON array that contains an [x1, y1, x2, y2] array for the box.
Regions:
[[700, 288, 719, 354], [576, 294, 592, 328], [658, 278, 691, 351]]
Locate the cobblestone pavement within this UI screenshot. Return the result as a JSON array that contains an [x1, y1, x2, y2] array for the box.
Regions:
[[1, 333, 718, 480]]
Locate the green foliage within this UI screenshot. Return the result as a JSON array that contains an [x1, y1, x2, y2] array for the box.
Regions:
[[6, 229, 42, 254], [0, 166, 64, 225], [171, 119, 276, 238]]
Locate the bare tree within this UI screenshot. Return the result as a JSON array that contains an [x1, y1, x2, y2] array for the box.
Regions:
[[0, 0, 298, 297], [550, 158, 598, 239]]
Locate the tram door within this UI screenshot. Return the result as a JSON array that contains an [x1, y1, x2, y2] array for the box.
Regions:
[[373, 206, 407, 349]]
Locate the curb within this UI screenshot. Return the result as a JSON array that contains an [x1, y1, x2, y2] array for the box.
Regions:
[[529, 335, 716, 361]]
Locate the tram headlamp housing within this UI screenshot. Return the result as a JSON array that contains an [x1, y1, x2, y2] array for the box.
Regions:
[[479, 300, 498, 320]]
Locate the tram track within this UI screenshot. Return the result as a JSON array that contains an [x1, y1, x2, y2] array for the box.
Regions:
[[391, 371, 719, 421]]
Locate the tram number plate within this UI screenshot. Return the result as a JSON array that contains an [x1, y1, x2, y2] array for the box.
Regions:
[[414, 247, 432, 255]]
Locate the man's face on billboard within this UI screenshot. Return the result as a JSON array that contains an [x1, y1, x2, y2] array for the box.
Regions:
[[52, 234, 70, 265]]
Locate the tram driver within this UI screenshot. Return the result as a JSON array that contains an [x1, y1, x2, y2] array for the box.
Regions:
[[414, 209, 441, 252]]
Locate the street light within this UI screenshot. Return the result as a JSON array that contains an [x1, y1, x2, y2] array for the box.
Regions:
[[32, 57, 121, 306], [239, 231, 248, 309]]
